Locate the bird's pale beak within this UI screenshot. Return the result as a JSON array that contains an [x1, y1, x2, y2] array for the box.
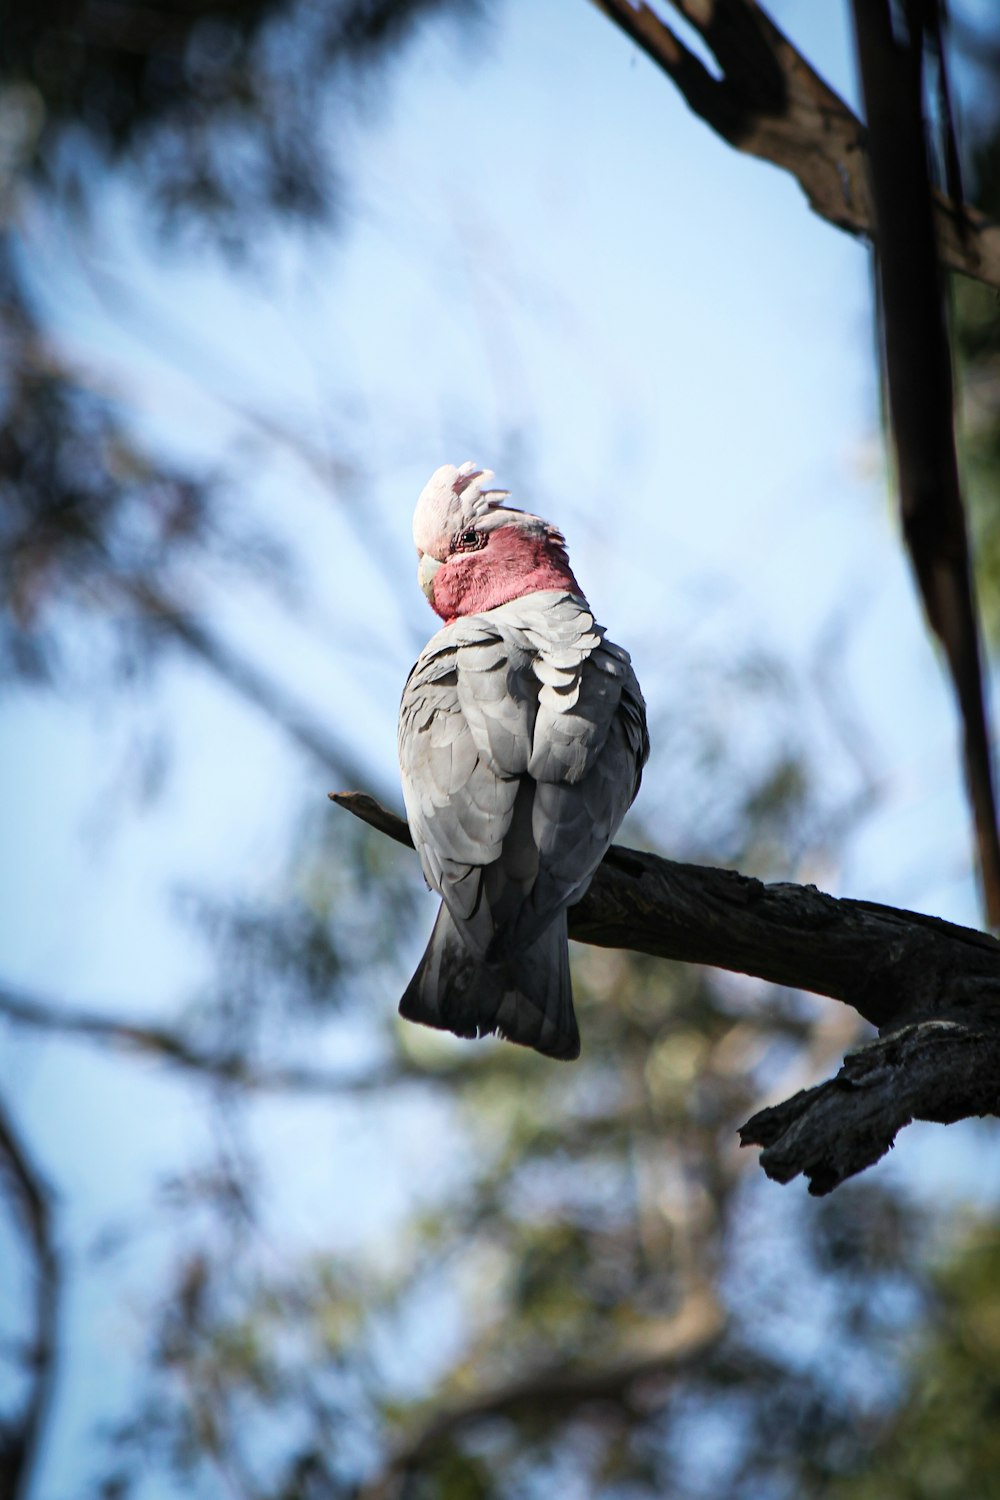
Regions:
[[418, 552, 442, 601]]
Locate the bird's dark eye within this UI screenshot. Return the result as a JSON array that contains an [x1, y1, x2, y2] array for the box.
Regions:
[[453, 528, 484, 553]]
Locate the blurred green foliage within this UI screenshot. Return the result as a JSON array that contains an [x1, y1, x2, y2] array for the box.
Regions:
[[835, 1222, 1000, 1500]]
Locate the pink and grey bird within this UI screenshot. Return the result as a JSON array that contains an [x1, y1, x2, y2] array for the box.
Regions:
[[398, 462, 648, 1059]]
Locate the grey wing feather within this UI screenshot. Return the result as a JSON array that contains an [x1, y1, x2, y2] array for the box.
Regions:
[[399, 618, 533, 948], [493, 650, 648, 955]]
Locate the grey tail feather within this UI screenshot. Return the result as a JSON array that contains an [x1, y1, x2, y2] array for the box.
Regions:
[[399, 903, 580, 1061]]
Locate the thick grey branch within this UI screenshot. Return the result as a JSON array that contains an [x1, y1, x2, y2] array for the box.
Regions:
[[590, 0, 1000, 292], [332, 791, 1000, 1189], [331, 792, 1000, 1029]]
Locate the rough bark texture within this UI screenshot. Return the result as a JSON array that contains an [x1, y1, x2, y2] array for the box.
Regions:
[[332, 792, 1000, 1194], [742, 1021, 1000, 1194]]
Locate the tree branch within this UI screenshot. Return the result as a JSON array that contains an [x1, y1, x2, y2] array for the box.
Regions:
[[0, 982, 423, 1097], [120, 577, 388, 798], [0, 1094, 59, 1500], [589, 0, 1000, 292], [331, 791, 1000, 1191], [741, 1018, 1000, 1194], [850, 0, 1000, 928]]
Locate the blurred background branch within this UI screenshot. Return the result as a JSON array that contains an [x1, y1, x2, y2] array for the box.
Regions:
[[0, 981, 421, 1096], [0, 1095, 59, 1500], [359, 1285, 726, 1500]]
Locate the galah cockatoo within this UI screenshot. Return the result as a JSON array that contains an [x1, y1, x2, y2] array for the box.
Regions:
[[398, 462, 648, 1060]]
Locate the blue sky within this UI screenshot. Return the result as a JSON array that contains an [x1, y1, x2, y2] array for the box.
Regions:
[[2, 1, 998, 1492]]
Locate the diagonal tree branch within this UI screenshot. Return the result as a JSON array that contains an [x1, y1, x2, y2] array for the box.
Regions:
[[0, 983, 421, 1097], [0, 1094, 60, 1500], [851, 0, 1000, 928], [331, 791, 1000, 1191], [120, 577, 388, 798], [589, 0, 1000, 291]]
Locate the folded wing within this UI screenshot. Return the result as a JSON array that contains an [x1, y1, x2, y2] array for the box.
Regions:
[[398, 591, 648, 960]]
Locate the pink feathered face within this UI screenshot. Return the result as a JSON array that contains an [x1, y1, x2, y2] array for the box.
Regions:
[[412, 463, 583, 623]]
